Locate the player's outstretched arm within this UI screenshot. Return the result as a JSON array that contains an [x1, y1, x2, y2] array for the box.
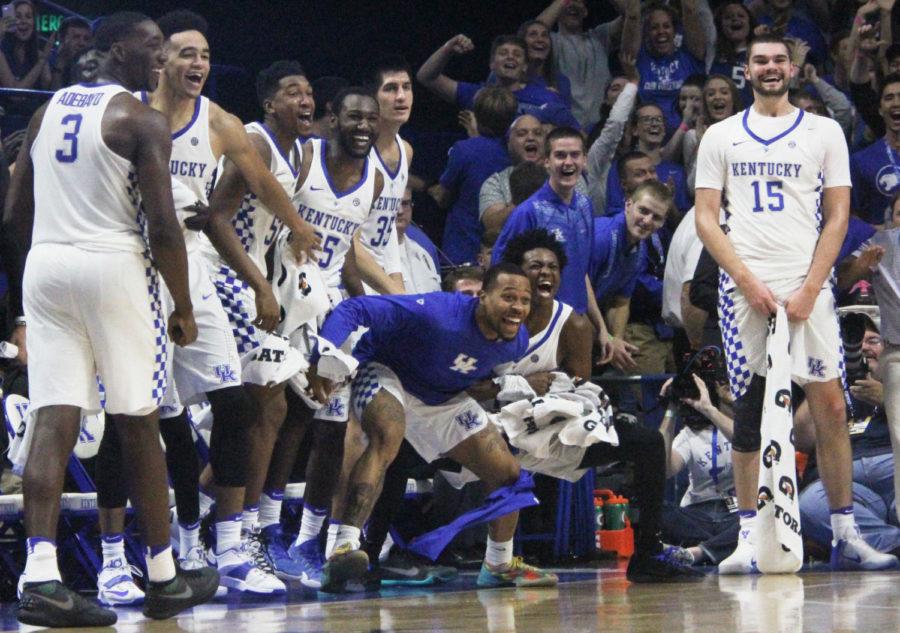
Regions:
[[2, 104, 45, 322], [213, 106, 320, 261], [127, 102, 196, 346]]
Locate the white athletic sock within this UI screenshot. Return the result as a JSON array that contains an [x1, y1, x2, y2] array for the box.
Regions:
[[216, 514, 242, 555], [295, 504, 328, 546], [145, 545, 176, 583], [101, 533, 125, 566], [198, 488, 215, 520], [23, 538, 62, 584], [258, 490, 284, 529], [332, 525, 361, 553], [830, 506, 857, 542], [738, 511, 756, 543], [241, 505, 259, 533], [178, 521, 200, 556], [325, 521, 340, 558], [484, 537, 514, 569]]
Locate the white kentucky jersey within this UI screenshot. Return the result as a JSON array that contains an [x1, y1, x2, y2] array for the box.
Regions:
[[496, 300, 574, 376], [358, 135, 408, 273], [695, 107, 851, 286], [31, 83, 145, 252], [294, 137, 377, 288], [203, 121, 301, 276]]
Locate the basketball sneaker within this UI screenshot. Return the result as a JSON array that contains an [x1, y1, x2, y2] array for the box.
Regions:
[[319, 544, 369, 593], [217, 541, 286, 594], [718, 537, 757, 575], [288, 538, 325, 589], [260, 524, 305, 581], [97, 556, 145, 605], [143, 567, 220, 620], [379, 550, 459, 586], [831, 534, 900, 571], [179, 545, 209, 571], [476, 557, 558, 588], [626, 549, 705, 583], [18, 580, 117, 627]]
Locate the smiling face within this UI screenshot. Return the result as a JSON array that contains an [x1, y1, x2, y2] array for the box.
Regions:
[[267, 74, 314, 137], [545, 135, 586, 193], [635, 104, 666, 145], [478, 273, 532, 341], [719, 3, 751, 44], [490, 42, 526, 84], [508, 114, 544, 164], [376, 70, 413, 127], [880, 81, 900, 135], [333, 93, 379, 158], [621, 156, 657, 194], [746, 41, 794, 98], [646, 9, 676, 57], [12, 2, 33, 42], [521, 247, 561, 305], [523, 22, 552, 63], [122, 20, 167, 93], [162, 30, 210, 98], [559, 0, 587, 31], [625, 191, 669, 243], [704, 77, 735, 121]]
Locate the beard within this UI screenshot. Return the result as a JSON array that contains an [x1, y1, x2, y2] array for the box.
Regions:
[[750, 73, 789, 97]]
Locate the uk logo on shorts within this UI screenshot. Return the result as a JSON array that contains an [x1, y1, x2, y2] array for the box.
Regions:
[[454, 409, 482, 431], [214, 364, 238, 384], [807, 357, 826, 378], [325, 397, 345, 418]]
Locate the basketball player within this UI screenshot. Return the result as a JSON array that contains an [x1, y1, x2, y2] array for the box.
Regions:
[[4, 12, 218, 626], [253, 86, 387, 588], [143, 10, 317, 593], [311, 263, 558, 592], [695, 34, 897, 572]]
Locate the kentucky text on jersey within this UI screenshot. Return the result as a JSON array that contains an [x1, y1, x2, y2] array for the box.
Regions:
[[298, 203, 361, 236], [730, 162, 802, 178], [170, 160, 210, 179], [56, 90, 103, 108], [372, 195, 400, 212]]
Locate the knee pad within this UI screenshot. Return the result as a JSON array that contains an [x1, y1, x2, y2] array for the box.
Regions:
[[732, 374, 766, 452], [207, 386, 253, 487]]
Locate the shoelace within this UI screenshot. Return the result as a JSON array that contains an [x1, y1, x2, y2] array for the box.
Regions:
[[244, 532, 276, 574]]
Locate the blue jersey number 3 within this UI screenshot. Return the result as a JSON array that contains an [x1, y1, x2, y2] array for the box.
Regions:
[[55, 114, 82, 163], [751, 180, 784, 212]]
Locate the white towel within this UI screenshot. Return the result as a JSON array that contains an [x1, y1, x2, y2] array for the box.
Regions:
[[240, 332, 308, 388], [756, 306, 803, 573], [494, 374, 537, 403], [272, 230, 331, 338]]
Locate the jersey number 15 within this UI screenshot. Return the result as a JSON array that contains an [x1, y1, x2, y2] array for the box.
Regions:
[[750, 180, 784, 213]]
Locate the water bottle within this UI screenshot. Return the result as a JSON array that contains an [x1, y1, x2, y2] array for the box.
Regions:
[[604, 495, 628, 531], [593, 493, 604, 550]]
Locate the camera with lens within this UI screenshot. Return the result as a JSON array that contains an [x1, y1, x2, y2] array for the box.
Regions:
[[839, 312, 869, 385], [670, 347, 725, 430]]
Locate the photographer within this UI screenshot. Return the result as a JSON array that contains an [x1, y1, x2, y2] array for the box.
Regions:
[[797, 315, 900, 559], [658, 371, 741, 566]]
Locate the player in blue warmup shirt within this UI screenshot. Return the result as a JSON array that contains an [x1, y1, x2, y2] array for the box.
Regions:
[[308, 263, 559, 592]]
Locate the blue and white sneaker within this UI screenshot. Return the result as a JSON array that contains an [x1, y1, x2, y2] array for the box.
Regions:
[[97, 557, 145, 606], [217, 544, 286, 595], [287, 538, 325, 589], [260, 525, 305, 581], [831, 534, 900, 571]]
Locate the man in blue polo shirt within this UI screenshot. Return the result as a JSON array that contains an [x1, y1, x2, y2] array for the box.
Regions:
[[590, 180, 672, 371], [492, 126, 593, 315], [851, 74, 900, 225], [417, 33, 579, 129]]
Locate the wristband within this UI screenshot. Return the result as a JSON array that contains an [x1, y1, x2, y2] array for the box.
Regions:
[[679, 121, 689, 132], [13, 316, 25, 327], [854, 14, 865, 26]]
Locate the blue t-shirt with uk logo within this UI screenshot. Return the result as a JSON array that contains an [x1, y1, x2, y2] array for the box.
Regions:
[[850, 137, 900, 225], [637, 46, 704, 134], [318, 292, 528, 405]]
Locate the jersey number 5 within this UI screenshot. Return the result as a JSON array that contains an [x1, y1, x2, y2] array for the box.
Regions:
[[55, 113, 82, 163], [751, 180, 784, 213]]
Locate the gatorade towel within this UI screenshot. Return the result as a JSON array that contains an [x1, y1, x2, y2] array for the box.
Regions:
[[755, 307, 803, 573]]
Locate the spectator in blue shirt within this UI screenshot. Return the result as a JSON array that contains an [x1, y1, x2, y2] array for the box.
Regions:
[[429, 86, 516, 265], [590, 179, 671, 371], [851, 74, 900, 226], [709, 2, 755, 107], [493, 126, 593, 317], [417, 33, 579, 129], [637, 1, 706, 135]]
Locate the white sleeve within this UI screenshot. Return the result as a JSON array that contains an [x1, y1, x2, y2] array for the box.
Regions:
[[681, 233, 705, 284], [694, 122, 727, 191], [382, 227, 403, 276], [673, 429, 692, 463], [821, 118, 852, 189]]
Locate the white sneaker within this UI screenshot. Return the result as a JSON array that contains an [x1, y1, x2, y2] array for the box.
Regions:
[[718, 538, 757, 575], [97, 557, 145, 605], [179, 545, 209, 571], [217, 544, 286, 595], [831, 534, 900, 571]]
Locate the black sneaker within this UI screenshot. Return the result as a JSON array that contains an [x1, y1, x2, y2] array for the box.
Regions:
[[626, 551, 707, 583], [143, 567, 220, 620], [319, 544, 369, 594], [18, 580, 117, 627], [380, 551, 459, 586]]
